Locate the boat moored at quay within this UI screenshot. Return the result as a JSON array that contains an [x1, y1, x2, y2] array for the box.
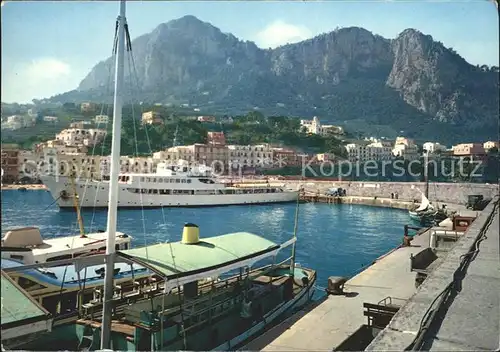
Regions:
[[1, 227, 132, 265], [41, 162, 299, 209], [1, 224, 316, 351]]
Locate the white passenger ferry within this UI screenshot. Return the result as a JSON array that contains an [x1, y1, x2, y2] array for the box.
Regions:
[[41, 162, 298, 209], [1, 227, 132, 264]]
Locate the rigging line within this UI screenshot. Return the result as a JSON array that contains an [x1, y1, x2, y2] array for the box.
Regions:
[[43, 194, 62, 210], [128, 28, 169, 246], [166, 239, 188, 350], [88, 21, 119, 234], [124, 39, 151, 267], [126, 21, 166, 246], [126, 24, 186, 349]]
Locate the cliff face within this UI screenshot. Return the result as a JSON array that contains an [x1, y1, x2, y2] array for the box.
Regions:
[[52, 16, 498, 142], [386, 29, 498, 126]]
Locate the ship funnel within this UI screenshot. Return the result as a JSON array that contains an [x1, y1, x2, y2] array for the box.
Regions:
[[182, 223, 200, 244]]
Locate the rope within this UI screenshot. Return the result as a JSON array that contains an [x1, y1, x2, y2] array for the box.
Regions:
[[87, 20, 119, 234], [126, 33, 189, 350], [43, 194, 62, 210]]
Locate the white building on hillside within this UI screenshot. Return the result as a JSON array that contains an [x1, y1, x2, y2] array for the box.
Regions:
[[94, 115, 110, 125], [228, 144, 273, 168], [345, 143, 369, 162], [423, 142, 447, 153], [392, 137, 419, 160], [300, 116, 343, 136], [345, 140, 393, 163], [56, 128, 107, 147], [367, 141, 393, 161], [1, 115, 35, 130]]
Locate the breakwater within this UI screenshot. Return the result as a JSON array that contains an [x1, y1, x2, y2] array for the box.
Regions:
[[281, 181, 497, 205], [300, 194, 416, 210]]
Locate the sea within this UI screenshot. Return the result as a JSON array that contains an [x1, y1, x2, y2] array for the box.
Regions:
[[1, 190, 410, 296]]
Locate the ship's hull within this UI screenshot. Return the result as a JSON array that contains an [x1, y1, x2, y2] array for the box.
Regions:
[[17, 269, 316, 351], [408, 209, 436, 226], [41, 176, 299, 208]]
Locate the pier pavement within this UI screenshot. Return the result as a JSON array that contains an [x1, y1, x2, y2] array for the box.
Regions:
[[243, 227, 434, 351], [366, 195, 500, 351]]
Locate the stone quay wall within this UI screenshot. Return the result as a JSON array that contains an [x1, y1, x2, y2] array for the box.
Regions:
[[282, 181, 498, 205]]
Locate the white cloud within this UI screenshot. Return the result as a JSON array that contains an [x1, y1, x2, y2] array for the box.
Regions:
[[254, 20, 313, 49], [1, 58, 80, 103]]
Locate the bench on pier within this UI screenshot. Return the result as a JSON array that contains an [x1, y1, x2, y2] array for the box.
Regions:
[[363, 302, 400, 329]]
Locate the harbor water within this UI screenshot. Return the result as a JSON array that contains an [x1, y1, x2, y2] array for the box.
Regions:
[[1, 190, 410, 296]]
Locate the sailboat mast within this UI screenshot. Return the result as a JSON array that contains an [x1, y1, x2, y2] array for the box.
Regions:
[[101, 0, 126, 349], [424, 150, 429, 199], [290, 188, 301, 275]]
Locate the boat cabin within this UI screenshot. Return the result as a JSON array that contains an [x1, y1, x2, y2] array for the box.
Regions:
[[1, 270, 53, 350], [1, 227, 132, 264], [1, 257, 155, 317], [72, 224, 316, 351]]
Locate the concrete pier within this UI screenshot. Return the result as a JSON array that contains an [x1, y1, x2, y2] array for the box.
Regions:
[[275, 180, 497, 205], [242, 197, 498, 352], [300, 194, 417, 210], [366, 195, 500, 351]]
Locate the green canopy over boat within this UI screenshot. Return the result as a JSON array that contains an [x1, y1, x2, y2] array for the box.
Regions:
[[118, 232, 283, 288]]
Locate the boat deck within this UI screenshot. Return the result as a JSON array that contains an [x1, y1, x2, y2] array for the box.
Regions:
[[76, 319, 136, 336], [243, 230, 434, 351], [1, 270, 52, 346]]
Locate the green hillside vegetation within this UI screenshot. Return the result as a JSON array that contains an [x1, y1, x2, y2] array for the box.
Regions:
[[92, 111, 347, 157]]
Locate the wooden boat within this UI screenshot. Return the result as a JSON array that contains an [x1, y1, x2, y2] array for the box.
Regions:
[[0, 2, 316, 350], [1, 256, 154, 316], [1, 226, 132, 264], [11, 224, 315, 351]]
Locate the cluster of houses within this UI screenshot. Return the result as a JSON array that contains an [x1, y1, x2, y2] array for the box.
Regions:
[[1, 104, 498, 183]]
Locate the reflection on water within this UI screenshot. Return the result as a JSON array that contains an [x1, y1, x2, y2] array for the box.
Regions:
[[2, 190, 409, 296]]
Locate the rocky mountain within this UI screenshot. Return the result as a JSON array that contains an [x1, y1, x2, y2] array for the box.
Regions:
[[50, 15, 499, 143]]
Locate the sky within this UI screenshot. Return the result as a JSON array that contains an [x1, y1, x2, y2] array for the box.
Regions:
[[1, 0, 498, 104]]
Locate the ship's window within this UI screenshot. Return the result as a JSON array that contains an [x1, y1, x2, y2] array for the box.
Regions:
[[140, 177, 145, 182], [175, 179, 180, 183], [115, 244, 120, 250], [99, 247, 106, 251], [10, 255, 24, 261], [153, 178, 157, 182], [153, 189, 158, 194], [47, 254, 72, 262], [159, 178, 163, 183], [181, 179, 186, 183], [187, 179, 192, 184]]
